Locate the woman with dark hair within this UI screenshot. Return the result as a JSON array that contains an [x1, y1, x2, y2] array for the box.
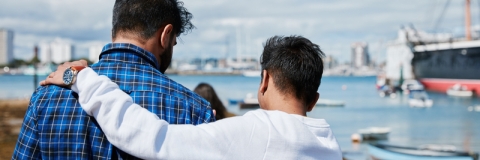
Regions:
[[194, 83, 235, 120]]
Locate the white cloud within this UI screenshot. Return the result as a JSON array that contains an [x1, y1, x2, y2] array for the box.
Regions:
[[0, 0, 474, 62]]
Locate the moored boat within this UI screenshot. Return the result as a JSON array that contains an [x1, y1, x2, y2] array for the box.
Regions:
[[368, 143, 479, 160], [238, 93, 260, 109], [242, 70, 261, 77], [316, 99, 345, 107], [237, 93, 345, 109], [408, 90, 433, 108], [447, 84, 475, 97], [358, 127, 390, 140]]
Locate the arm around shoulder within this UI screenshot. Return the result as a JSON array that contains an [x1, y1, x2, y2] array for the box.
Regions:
[[71, 68, 241, 159]]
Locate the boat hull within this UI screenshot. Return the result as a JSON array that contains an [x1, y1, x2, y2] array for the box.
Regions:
[[412, 41, 480, 96], [368, 144, 478, 160], [447, 89, 474, 97], [419, 78, 480, 97]]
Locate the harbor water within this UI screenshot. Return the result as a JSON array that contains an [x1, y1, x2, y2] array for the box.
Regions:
[[1, 75, 479, 159]]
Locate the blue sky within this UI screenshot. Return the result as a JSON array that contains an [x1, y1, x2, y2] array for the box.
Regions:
[[0, 0, 475, 63]]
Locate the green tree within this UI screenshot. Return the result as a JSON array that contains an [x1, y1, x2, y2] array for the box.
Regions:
[[29, 56, 40, 65], [8, 59, 28, 68]]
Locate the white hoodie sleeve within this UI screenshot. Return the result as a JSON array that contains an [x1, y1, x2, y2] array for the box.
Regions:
[[71, 68, 257, 159]]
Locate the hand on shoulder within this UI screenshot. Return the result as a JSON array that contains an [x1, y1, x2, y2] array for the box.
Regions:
[[40, 60, 89, 87]]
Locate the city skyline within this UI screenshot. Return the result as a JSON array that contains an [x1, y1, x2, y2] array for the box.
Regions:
[[0, 0, 474, 63]]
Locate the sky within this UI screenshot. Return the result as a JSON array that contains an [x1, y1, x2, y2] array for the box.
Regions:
[[0, 0, 475, 63]]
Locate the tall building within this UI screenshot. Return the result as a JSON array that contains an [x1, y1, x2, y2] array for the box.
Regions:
[[0, 29, 14, 65], [88, 44, 103, 63], [351, 42, 370, 68], [39, 42, 52, 64], [39, 38, 74, 64], [323, 55, 338, 70]]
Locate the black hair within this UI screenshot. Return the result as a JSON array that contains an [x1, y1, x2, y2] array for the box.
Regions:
[[260, 35, 325, 106], [112, 0, 194, 40], [194, 83, 227, 120]]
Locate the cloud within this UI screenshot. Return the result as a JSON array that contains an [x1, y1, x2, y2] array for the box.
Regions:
[[0, 0, 473, 62]]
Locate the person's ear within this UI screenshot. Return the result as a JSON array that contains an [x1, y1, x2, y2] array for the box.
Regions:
[[259, 70, 269, 95], [307, 92, 319, 112], [160, 24, 174, 49]]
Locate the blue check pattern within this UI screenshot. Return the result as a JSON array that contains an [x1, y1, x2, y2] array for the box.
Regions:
[[12, 43, 215, 159]]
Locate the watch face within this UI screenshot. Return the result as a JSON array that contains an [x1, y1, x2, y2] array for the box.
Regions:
[[63, 68, 74, 85]]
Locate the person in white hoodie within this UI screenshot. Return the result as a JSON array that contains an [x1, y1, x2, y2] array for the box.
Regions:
[[41, 35, 342, 160]]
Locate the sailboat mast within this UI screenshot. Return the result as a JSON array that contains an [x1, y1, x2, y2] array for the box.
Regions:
[[466, 0, 471, 40]]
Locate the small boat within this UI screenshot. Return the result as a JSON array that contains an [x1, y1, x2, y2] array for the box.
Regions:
[[228, 99, 243, 105], [239, 93, 260, 109], [358, 127, 390, 140], [242, 70, 261, 77], [316, 99, 345, 107], [401, 79, 424, 95], [378, 85, 397, 98], [237, 93, 345, 108], [408, 90, 433, 108], [447, 84, 474, 97], [368, 143, 479, 160]]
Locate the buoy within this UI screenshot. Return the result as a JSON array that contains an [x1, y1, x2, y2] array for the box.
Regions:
[[351, 133, 362, 143]]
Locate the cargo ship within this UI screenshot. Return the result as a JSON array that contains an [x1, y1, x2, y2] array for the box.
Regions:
[[385, 0, 480, 96]]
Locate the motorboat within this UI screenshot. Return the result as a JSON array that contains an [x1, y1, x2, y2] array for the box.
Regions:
[[237, 93, 345, 108], [358, 127, 390, 141], [401, 79, 425, 95], [378, 85, 397, 98], [368, 143, 479, 160], [408, 90, 433, 107], [228, 99, 243, 105], [242, 70, 261, 77], [447, 84, 474, 97], [238, 93, 260, 109], [316, 99, 345, 107]]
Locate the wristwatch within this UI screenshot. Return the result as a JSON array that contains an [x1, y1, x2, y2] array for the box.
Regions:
[[63, 66, 86, 86]]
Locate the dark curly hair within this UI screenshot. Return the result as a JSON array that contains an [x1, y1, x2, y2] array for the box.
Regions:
[[261, 35, 325, 106], [112, 0, 195, 40]]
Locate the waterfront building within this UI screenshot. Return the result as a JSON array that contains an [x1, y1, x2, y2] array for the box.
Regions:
[[38, 43, 51, 64], [89, 44, 103, 63], [324, 55, 338, 70], [0, 29, 14, 65], [351, 42, 370, 68], [227, 57, 259, 70], [39, 38, 74, 64]]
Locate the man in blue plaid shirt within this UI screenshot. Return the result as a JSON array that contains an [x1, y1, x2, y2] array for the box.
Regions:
[[12, 0, 215, 159]]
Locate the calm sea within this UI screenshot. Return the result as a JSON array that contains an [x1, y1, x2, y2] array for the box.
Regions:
[[1, 74, 479, 159]]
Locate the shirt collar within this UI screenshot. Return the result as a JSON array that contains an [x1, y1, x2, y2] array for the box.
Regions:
[[100, 43, 160, 70]]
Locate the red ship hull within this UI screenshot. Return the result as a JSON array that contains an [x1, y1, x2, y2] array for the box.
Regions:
[[420, 78, 480, 96]]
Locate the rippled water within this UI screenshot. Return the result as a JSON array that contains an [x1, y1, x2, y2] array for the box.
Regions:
[[1, 74, 479, 159]]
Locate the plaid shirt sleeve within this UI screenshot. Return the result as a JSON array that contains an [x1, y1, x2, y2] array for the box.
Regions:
[[195, 101, 216, 124], [12, 89, 43, 160]]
